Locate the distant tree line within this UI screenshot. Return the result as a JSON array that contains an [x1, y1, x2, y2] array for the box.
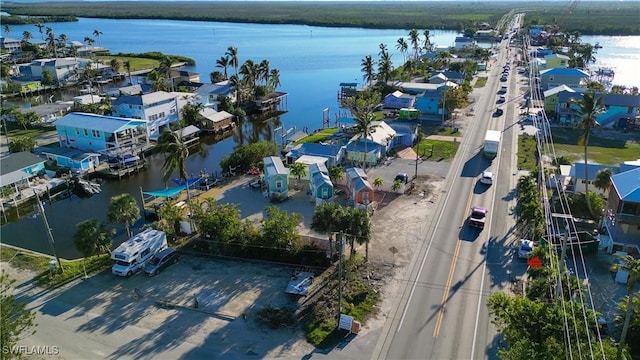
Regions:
[[0, 15, 77, 26]]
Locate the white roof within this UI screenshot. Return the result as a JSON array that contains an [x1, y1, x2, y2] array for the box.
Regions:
[[54, 112, 147, 133], [141, 91, 176, 104], [543, 84, 575, 97], [173, 125, 200, 137], [351, 121, 396, 146], [295, 155, 328, 166], [73, 94, 105, 105], [200, 108, 233, 123], [396, 81, 457, 91], [111, 229, 166, 262]]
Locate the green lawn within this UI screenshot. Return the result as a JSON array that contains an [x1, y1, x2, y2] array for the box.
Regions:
[[414, 139, 459, 161], [518, 128, 640, 171], [293, 127, 339, 145], [5, 123, 54, 138], [474, 77, 488, 88], [96, 56, 159, 72]]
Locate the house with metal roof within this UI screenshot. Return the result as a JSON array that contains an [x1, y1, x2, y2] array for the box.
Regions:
[[544, 53, 570, 69], [285, 142, 346, 168], [199, 108, 234, 133], [111, 91, 179, 139], [23, 58, 79, 85], [344, 167, 374, 208], [40, 147, 101, 174], [309, 162, 333, 205], [568, 162, 618, 197], [543, 84, 576, 113], [382, 90, 415, 110], [0, 152, 45, 197], [347, 121, 396, 165], [539, 68, 590, 90], [54, 112, 148, 155], [195, 81, 236, 111], [263, 156, 289, 200], [603, 167, 640, 250]]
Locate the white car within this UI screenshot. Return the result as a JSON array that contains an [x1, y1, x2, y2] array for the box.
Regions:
[[518, 239, 536, 259], [480, 171, 494, 185]]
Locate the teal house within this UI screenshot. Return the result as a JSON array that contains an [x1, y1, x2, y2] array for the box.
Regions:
[[263, 156, 289, 200], [309, 163, 333, 205]]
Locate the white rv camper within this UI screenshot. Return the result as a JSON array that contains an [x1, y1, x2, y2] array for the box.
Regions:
[[111, 229, 167, 277]]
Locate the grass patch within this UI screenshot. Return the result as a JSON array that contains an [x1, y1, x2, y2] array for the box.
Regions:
[[294, 127, 339, 145], [414, 139, 459, 161], [546, 128, 640, 165], [474, 76, 488, 88], [95, 56, 159, 72], [0, 246, 51, 271], [434, 127, 461, 136], [5, 123, 54, 139], [518, 134, 538, 172], [33, 254, 112, 288]]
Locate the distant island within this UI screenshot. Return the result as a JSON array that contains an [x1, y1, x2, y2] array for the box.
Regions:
[[2, 1, 639, 35], [0, 14, 78, 25]]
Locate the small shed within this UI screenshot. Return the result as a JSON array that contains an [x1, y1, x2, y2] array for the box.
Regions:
[[398, 108, 419, 120], [294, 155, 329, 181], [263, 156, 289, 199]]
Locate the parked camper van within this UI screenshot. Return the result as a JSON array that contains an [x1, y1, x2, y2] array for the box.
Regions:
[[111, 229, 167, 277]]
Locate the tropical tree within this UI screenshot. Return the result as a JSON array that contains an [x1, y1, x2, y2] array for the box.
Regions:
[[348, 91, 381, 172], [156, 127, 190, 183], [56, 33, 68, 55], [156, 200, 185, 239], [611, 255, 640, 360], [422, 29, 433, 53], [361, 55, 376, 88], [1, 271, 37, 358], [391, 179, 403, 192], [269, 68, 280, 91], [225, 46, 239, 77], [311, 201, 346, 259], [257, 59, 270, 86], [239, 59, 257, 91], [124, 60, 133, 85], [110, 58, 121, 74], [396, 37, 408, 64], [610, 85, 626, 95], [260, 206, 301, 250], [328, 166, 344, 185], [615, 293, 640, 357], [215, 56, 229, 80], [73, 218, 114, 258], [344, 207, 371, 260], [35, 23, 44, 40], [180, 102, 204, 127], [2, 25, 10, 38], [289, 162, 306, 189], [594, 168, 613, 194], [570, 91, 605, 217], [92, 29, 103, 47], [377, 44, 393, 83], [107, 193, 140, 239], [8, 136, 37, 153], [373, 177, 384, 190], [21, 31, 32, 44], [408, 28, 420, 60]]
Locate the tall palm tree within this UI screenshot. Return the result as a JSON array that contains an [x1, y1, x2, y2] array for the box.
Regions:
[[239, 59, 257, 92], [613, 255, 640, 360], [34, 23, 44, 40], [215, 56, 230, 80], [57, 33, 68, 55], [225, 46, 239, 77], [124, 60, 133, 85], [228, 73, 241, 104], [21, 31, 32, 43], [156, 128, 193, 228], [396, 37, 408, 64], [570, 91, 605, 217], [257, 59, 270, 86], [377, 50, 393, 83], [92, 29, 103, 47], [361, 55, 376, 88], [349, 92, 381, 172], [2, 25, 10, 38], [107, 194, 140, 239], [422, 29, 433, 53], [408, 28, 420, 61], [269, 68, 280, 91]]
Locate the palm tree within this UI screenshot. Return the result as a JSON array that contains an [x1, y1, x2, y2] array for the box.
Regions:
[[361, 55, 376, 88], [408, 28, 420, 60], [21, 31, 32, 44], [225, 46, 239, 77], [57, 33, 68, 55], [258, 59, 270, 86], [124, 60, 133, 85], [2, 25, 10, 38], [289, 162, 306, 189], [228, 73, 241, 104], [396, 37, 408, 64], [612, 255, 640, 360], [311, 202, 346, 259], [107, 194, 140, 239], [328, 166, 344, 185], [92, 29, 103, 47], [373, 177, 384, 190], [570, 91, 605, 217], [377, 50, 393, 83], [349, 92, 381, 172], [269, 68, 280, 91], [422, 29, 433, 53], [215, 56, 230, 80], [34, 23, 44, 40], [594, 168, 613, 194]]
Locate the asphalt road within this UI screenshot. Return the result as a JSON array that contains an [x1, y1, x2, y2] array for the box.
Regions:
[[374, 14, 525, 360]]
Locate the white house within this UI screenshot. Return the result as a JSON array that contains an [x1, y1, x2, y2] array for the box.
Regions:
[[111, 91, 179, 139], [25, 58, 79, 85], [195, 81, 236, 111]]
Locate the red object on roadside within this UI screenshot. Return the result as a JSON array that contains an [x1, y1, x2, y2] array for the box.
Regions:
[[528, 256, 543, 268]]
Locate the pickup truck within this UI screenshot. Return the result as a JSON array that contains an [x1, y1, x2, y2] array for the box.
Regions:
[[469, 206, 488, 229]]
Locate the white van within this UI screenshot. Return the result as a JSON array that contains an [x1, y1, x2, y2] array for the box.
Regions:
[[111, 229, 168, 277]]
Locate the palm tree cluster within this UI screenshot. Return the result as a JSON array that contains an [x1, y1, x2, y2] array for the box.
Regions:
[[310, 202, 371, 261], [211, 46, 281, 106]]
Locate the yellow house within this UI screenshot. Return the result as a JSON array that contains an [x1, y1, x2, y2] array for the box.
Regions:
[[13, 79, 42, 93], [543, 85, 576, 113]]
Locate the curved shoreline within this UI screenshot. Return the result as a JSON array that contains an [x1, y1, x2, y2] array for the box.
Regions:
[[3, 1, 639, 36]]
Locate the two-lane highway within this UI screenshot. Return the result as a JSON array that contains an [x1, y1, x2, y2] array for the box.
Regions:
[[374, 14, 525, 360]]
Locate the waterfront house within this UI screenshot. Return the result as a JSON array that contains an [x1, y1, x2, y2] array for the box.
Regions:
[[23, 58, 79, 85], [396, 81, 457, 117], [105, 84, 145, 97], [169, 68, 200, 86], [40, 147, 101, 174], [454, 37, 476, 49], [308, 162, 333, 205], [195, 81, 236, 111], [603, 167, 640, 251], [347, 121, 396, 165], [54, 112, 148, 155], [598, 93, 640, 129], [111, 91, 179, 139], [10, 77, 42, 94], [382, 90, 415, 109], [430, 71, 466, 85], [544, 53, 570, 69], [543, 85, 576, 114], [285, 142, 345, 168], [539, 68, 590, 90], [73, 94, 105, 105], [0, 37, 21, 55], [345, 167, 374, 208], [263, 156, 289, 200], [198, 108, 234, 133], [12, 102, 71, 125], [0, 152, 46, 198]]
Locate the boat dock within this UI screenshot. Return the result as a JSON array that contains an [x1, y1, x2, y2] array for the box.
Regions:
[[96, 161, 147, 180]]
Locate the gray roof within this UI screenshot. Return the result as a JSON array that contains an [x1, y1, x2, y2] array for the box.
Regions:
[[39, 147, 100, 162], [346, 167, 367, 180], [312, 171, 332, 188], [112, 91, 175, 106], [173, 125, 200, 138], [264, 156, 288, 177], [54, 112, 147, 133], [0, 152, 45, 187], [200, 108, 233, 123], [603, 93, 640, 108]]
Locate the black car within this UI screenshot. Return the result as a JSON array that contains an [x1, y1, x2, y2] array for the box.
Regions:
[[495, 108, 504, 116], [144, 248, 179, 276], [394, 172, 409, 184]]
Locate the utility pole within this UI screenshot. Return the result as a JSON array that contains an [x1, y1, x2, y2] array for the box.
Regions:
[[337, 231, 344, 321], [33, 189, 63, 271], [414, 124, 421, 180]]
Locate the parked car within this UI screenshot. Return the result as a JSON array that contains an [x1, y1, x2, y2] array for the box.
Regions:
[[144, 247, 179, 276], [518, 239, 536, 259], [497, 95, 506, 103], [480, 171, 494, 185], [500, 75, 508, 82], [469, 206, 488, 229], [495, 107, 504, 116], [394, 172, 409, 184]]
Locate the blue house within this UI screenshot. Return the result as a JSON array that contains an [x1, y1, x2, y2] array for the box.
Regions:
[[598, 93, 640, 129], [604, 167, 640, 250], [40, 147, 101, 174], [54, 112, 148, 154], [0, 152, 46, 196], [263, 156, 289, 200], [285, 142, 346, 168], [382, 91, 415, 109], [309, 163, 333, 205], [569, 162, 618, 197], [539, 68, 590, 90]]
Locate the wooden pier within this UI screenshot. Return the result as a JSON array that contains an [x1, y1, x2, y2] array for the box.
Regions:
[[96, 161, 147, 180]]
